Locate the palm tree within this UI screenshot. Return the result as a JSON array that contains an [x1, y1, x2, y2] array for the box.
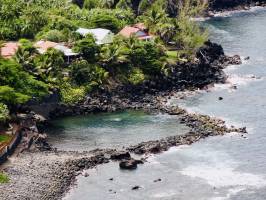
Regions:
[[100, 44, 129, 66]]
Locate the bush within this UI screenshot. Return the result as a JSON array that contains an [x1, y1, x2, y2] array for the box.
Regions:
[[74, 35, 100, 62], [128, 68, 145, 85], [0, 86, 30, 105], [0, 103, 9, 123], [70, 59, 108, 86], [0, 59, 48, 105], [84, 0, 99, 9], [0, 172, 9, 184], [41, 30, 67, 42], [60, 82, 86, 105]]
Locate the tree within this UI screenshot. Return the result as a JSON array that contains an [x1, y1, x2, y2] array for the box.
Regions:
[[14, 39, 39, 73], [34, 48, 65, 80], [74, 35, 100, 62], [100, 43, 129, 67], [173, 0, 208, 60], [70, 59, 108, 86], [0, 59, 48, 105]]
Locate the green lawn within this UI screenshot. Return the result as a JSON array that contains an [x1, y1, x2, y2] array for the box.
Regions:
[[0, 135, 11, 143], [0, 172, 9, 184]]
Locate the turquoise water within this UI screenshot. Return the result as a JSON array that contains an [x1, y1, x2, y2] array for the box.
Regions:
[[64, 8, 266, 200], [47, 110, 189, 151]]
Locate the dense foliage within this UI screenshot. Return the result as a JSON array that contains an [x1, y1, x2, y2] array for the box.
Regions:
[[0, 0, 208, 113]]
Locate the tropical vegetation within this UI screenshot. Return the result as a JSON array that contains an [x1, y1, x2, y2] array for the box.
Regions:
[[0, 0, 208, 117]]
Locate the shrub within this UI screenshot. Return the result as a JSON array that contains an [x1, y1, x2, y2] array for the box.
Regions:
[[84, 0, 100, 9], [0, 59, 48, 104], [70, 59, 108, 86], [0, 172, 9, 184], [60, 82, 86, 105], [73, 35, 100, 62], [41, 30, 67, 43], [128, 68, 145, 85], [0, 103, 9, 123]]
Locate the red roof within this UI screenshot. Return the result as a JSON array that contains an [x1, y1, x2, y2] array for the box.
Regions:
[[119, 24, 153, 40], [1, 42, 19, 58], [119, 26, 141, 38]]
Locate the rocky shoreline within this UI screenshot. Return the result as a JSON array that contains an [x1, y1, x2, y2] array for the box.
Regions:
[[0, 41, 244, 200], [0, 98, 247, 200], [207, 1, 266, 17]]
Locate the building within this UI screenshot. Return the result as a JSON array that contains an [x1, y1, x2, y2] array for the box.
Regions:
[[118, 23, 153, 41], [0, 42, 19, 59], [35, 40, 78, 63], [76, 28, 114, 45]]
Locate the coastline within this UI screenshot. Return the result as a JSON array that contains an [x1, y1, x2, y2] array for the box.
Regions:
[[208, 2, 266, 17], [0, 98, 247, 200], [0, 40, 243, 200]]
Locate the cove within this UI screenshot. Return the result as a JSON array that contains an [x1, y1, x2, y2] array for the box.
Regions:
[[46, 110, 189, 151]]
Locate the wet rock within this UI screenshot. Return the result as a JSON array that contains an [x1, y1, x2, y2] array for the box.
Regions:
[[218, 97, 223, 100], [109, 178, 113, 181], [244, 56, 250, 60], [110, 151, 131, 160], [154, 178, 162, 182], [132, 185, 141, 190], [119, 159, 139, 170], [84, 172, 89, 177]]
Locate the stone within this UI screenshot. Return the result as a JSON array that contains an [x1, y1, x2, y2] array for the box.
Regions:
[[131, 185, 141, 190], [110, 151, 131, 160], [119, 159, 139, 170]]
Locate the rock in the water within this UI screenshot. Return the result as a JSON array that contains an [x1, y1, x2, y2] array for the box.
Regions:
[[119, 159, 139, 170], [244, 56, 250, 60], [154, 178, 162, 182], [110, 151, 131, 160], [132, 185, 141, 190], [218, 97, 223, 100]]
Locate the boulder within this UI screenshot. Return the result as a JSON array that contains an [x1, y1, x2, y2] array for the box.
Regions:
[[110, 151, 131, 160], [119, 159, 142, 170]]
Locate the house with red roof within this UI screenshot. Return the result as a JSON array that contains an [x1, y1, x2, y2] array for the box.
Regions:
[[118, 23, 153, 41], [35, 40, 79, 63], [0, 42, 19, 59]]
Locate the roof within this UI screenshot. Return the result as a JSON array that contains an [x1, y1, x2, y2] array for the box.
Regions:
[[119, 26, 141, 38], [118, 23, 152, 39], [76, 28, 113, 44], [1, 42, 19, 58], [35, 41, 58, 54], [133, 23, 147, 30], [35, 40, 78, 56], [54, 44, 78, 56]]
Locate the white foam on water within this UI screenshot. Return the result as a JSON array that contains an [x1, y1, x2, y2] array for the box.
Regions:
[[209, 187, 246, 200], [110, 118, 122, 122], [213, 6, 266, 18], [209, 74, 263, 93], [152, 191, 177, 198], [178, 147, 266, 199], [181, 165, 266, 188]]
